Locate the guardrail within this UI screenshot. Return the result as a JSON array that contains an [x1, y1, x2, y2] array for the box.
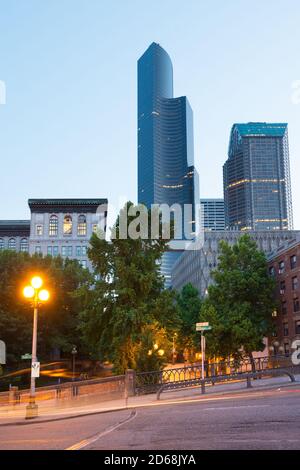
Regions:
[[156, 366, 300, 400]]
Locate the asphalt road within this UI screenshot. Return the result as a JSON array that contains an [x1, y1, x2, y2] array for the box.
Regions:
[[1, 386, 300, 450]]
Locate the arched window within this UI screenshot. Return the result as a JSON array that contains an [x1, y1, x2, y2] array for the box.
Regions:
[[49, 215, 58, 236], [8, 238, 16, 250], [0, 238, 4, 250], [20, 238, 28, 252], [63, 215, 72, 235], [78, 215, 87, 236]]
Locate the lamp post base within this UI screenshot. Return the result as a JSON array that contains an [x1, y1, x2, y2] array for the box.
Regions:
[[25, 402, 38, 419]]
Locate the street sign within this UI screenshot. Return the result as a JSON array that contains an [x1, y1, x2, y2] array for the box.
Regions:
[[31, 362, 40, 378], [0, 340, 6, 365], [196, 322, 212, 332], [21, 353, 32, 360], [196, 325, 212, 331]]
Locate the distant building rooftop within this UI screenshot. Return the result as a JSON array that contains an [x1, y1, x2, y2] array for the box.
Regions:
[[28, 199, 108, 213], [234, 122, 288, 138], [0, 220, 30, 237]]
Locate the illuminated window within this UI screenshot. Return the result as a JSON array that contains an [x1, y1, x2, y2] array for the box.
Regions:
[[20, 238, 28, 252], [8, 238, 16, 250], [36, 225, 43, 236], [78, 215, 87, 236], [63, 215, 72, 235], [49, 215, 58, 236]]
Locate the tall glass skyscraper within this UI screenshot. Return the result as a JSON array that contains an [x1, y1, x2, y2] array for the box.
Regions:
[[138, 43, 199, 286], [201, 199, 225, 231], [223, 123, 293, 231]]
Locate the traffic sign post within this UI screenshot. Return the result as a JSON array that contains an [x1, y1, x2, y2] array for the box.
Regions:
[[196, 322, 212, 380], [0, 340, 6, 365]]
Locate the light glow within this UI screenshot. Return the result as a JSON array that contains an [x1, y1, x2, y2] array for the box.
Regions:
[[38, 289, 50, 302], [23, 286, 35, 299], [31, 276, 43, 289]]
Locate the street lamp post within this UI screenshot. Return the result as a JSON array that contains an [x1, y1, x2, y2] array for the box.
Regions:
[[71, 346, 77, 381], [172, 333, 177, 365], [23, 276, 50, 419]]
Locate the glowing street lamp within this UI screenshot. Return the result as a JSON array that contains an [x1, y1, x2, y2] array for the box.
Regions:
[[23, 276, 50, 419]]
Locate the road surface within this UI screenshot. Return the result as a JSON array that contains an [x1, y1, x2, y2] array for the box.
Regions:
[[1, 386, 300, 450]]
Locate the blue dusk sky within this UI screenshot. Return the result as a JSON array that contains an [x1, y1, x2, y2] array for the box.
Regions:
[[0, 0, 299, 228]]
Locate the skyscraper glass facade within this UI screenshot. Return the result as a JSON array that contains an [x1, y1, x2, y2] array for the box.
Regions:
[[223, 123, 293, 231], [201, 199, 225, 231], [138, 43, 199, 287]]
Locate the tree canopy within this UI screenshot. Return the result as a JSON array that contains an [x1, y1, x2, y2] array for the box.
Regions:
[[200, 234, 276, 361], [78, 202, 180, 373]]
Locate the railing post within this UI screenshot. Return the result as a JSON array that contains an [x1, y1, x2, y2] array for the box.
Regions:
[[9, 386, 19, 406], [125, 369, 136, 397], [246, 376, 252, 388], [201, 381, 206, 394]]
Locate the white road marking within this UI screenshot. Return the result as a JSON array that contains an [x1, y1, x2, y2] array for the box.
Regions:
[[202, 405, 270, 411], [66, 409, 137, 450]]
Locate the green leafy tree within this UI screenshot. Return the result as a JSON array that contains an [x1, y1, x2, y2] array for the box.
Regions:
[[79, 202, 180, 373], [0, 250, 91, 364], [176, 283, 202, 358], [200, 235, 276, 368]]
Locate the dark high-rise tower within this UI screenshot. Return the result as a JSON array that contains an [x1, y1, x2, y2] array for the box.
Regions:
[[137, 43, 199, 286], [224, 123, 293, 231]]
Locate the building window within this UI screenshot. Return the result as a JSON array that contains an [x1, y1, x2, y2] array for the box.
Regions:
[[282, 301, 287, 315], [290, 255, 297, 270], [20, 238, 28, 252], [36, 225, 43, 236], [76, 246, 87, 257], [62, 246, 72, 258], [279, 261, 285, 274], [49, 215, 58, 236], [269, 266, 275, 276], [284, 343, 290, 356], [63, 215, 72, 235], [294, 298, 300, 313], [53, 246, 59, 257], [283, 323, 289, 337], [295, 320, 300, 335], [80, 260, 87, 269], [292, 276, 298, 291], [78, 215, 87, 236], [35, 246, 41, 254], [8, 238, 16, 250], [280, 280, 286, 294], [47, 246, 52, 256], [0, 238, 4, 250]]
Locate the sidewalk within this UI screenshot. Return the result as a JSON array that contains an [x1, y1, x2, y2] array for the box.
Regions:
[[0, 373, 299, 426]]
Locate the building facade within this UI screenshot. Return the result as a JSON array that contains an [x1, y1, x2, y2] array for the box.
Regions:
[[137, 42, 199, 286], [28, 199, 107, 270], [172, 230, 300, 297], [0, 221, 30, 252], [268, 240, 300, 356], [0, 199, 107, 271], [223, 123, 293, 231], [201, 199, 225, 231]]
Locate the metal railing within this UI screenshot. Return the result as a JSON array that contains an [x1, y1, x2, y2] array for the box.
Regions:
[[135, 355, 293, 395]]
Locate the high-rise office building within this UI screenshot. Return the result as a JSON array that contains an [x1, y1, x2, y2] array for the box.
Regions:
[[223, 123, 293, 231], [137, 43, 199, 286], [201, 199, 225, 231]]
